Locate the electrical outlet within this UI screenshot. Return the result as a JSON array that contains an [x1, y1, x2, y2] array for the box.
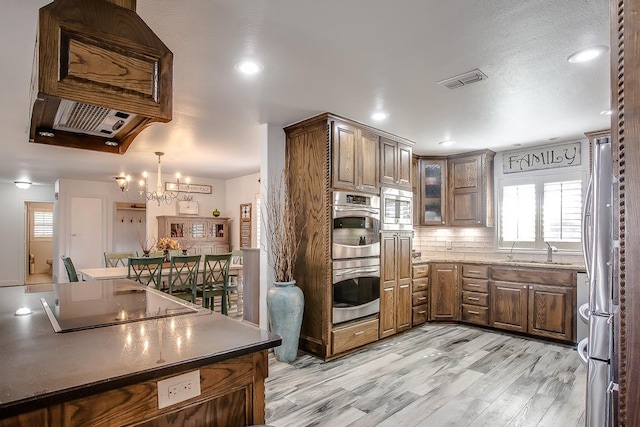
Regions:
[[157, 370, 201, 409], [446, 241, 453, 250]]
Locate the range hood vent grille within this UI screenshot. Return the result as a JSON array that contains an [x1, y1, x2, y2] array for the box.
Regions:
[[58, 101, 109, 133], [437, 68, 488, 90], [53, 100, 136, 137]]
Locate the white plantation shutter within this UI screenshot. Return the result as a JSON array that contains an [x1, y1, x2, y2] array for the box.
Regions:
[[501, 184, 536, 242], [543, 180, 582, 242], [33, 210, 53, 239], [499, 172, 584, 251]]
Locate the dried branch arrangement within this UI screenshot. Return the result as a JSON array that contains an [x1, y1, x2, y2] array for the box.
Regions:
[[136, 225, 157, 254], [264, 170, 301, 282]]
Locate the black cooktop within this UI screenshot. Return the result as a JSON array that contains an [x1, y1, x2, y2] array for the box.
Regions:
[[41, 279, 199, 333]]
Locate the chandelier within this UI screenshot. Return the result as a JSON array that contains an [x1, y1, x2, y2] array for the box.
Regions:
[[114, 152, 192, 205]]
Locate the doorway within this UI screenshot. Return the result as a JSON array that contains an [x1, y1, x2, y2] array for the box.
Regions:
[[25, 202, 54, 285]]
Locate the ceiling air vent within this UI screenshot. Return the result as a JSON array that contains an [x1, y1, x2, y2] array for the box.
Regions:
[[437, 69, 488, 90]]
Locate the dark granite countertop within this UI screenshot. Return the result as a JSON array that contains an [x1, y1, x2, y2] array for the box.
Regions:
[[0, 280, 281, 418]]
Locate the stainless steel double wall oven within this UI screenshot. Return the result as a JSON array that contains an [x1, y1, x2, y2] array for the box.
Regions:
[[332, 191, 381, 325]]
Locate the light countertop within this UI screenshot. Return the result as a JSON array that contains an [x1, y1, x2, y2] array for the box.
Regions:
[[412, 257, 585, 271]]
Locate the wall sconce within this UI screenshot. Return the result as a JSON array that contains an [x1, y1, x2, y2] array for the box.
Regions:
[[14, 181, 32, 190], [114, 176, 127, 191]]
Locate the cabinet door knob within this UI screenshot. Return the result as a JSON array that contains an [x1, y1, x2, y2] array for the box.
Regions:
[[523, 285, 527, 289]]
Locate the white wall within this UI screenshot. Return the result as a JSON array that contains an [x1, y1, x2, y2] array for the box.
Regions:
[[225, 173, 261, 250], [0, 182, 54, 286], [259, 124, 286, 329], [55, 178, 140, 281]]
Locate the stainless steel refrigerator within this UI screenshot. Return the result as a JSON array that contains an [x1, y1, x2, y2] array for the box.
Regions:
[[579, 136, 618, 426]]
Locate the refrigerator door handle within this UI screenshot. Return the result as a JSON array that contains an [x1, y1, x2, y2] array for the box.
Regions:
[[590, 138, 613, 315], [577, 337, 589, 364], [579, 302, 590, 324], [582, 175, 593, 277]]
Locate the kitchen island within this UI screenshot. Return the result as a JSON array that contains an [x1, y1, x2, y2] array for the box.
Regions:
[[0, 280, 281, 426]]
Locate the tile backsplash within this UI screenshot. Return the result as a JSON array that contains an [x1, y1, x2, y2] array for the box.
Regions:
[[413, 226, 585, 265]]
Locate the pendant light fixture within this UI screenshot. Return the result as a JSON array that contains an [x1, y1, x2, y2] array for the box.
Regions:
[[114, 152, 192, 205]]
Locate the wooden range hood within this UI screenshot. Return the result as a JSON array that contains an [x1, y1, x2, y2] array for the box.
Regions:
[[29, 0, 172, 154]]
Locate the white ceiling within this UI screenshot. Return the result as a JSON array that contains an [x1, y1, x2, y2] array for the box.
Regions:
[[0, 1, 610, 186]]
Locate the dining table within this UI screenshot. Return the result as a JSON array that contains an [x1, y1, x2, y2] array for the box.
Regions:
[[77, 263, 244, 316]]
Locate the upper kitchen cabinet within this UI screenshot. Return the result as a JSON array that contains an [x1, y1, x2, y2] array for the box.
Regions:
[[447, 150, 495, 227], [419, 158, 448, 225], [413, 150, 494, 227], [380, 137, 412, 190], [332, 121, 380, 194]]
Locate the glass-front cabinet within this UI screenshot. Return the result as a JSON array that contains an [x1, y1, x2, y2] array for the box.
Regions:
[[189, 219, 208, 239], [157, 216, 229, 255], [208, 219, 227, 241], [420, 159, 447, 225]]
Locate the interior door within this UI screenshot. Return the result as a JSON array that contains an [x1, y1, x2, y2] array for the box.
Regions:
[[70, 197, 103, 272]]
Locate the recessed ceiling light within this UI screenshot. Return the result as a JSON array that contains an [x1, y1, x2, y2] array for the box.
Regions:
[[438, 140, 455, 147], [234, 60, 263, 75], [14, 181, 32, 189], [105, 140, 119, 146], [371, 111, 389, 121], [600, 109, 613, 115], [567, 45, 609, 63]]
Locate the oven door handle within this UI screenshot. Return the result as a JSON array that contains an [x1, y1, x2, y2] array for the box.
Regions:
[[334, 207, 380, 215], [335, 267, 379, 277]]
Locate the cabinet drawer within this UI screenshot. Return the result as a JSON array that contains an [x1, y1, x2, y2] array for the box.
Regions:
[[491, 266, 574, 286], [332, 318, 379, 354], [412, 304, 428, 325], [462, 265, 490, 279], [462, 291, 488, 306], [462, 278, 489, 293], [412, 291, 428, 306], [413, 264, 429, 278], [412, 277, 428, 292], [462, 304, 489, 325]]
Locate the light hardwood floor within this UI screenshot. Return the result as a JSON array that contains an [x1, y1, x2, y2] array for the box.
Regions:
[[265, 324, 585, 427]]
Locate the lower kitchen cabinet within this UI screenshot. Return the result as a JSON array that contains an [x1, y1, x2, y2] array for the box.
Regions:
[[528, 284, 574, 341], [411, 263, 429, 325], [490, 281, 574, 341], [460, 264, 490, 326], [332, 317, 380, 355], [490, 281, 528, 333], [430, 263, 460, 321], [380, 232, 412, 338]]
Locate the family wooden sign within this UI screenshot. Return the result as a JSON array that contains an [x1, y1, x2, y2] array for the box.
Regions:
[[502, 142, 581, 173]]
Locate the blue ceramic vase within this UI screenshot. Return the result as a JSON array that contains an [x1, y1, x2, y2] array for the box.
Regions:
[[267, 280, 304, 362]]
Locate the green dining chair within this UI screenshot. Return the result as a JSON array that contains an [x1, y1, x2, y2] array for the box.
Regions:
[[201, 253, 232, 314], [60, 255, 78, 282], [104, 251, 135, 267], [226, 250, 243, 310], [167, 255, 201, 303], [127, 257, 164, 289]]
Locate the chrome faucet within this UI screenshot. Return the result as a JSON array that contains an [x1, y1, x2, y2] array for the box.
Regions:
[[506, 241, 517, 261], [546, 242, 558, 263]]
